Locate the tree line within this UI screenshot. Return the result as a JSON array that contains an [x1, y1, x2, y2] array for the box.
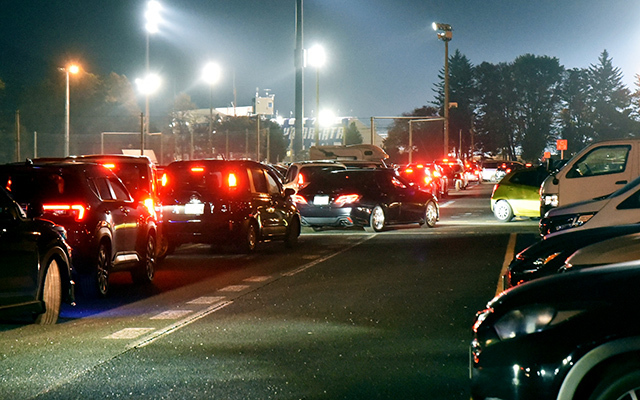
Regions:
[[384, 49, 640, 164]]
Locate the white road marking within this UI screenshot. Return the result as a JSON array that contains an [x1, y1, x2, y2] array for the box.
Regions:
[[187, 296, 227, 304], [219, 285, 250, 292], [243, 276, 271, 282], [150, 310, 194, 320], [104, 328, 155, 339], [439, 200, 455, 208]]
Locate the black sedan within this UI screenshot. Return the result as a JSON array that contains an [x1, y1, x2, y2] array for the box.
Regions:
[[504, 224, 640, 289], [472, 262, 640, 400], [292, 168, 438, 231], [0, 187, 74, 324]]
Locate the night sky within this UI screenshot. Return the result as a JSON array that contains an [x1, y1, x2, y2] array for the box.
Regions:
[[2, 0, 639, 122]]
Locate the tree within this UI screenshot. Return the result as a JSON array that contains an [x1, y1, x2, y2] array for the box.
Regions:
[[586, 50, 638, 140], [383, 106, 442, 164], [343, 121, 362, 145], [433, 49, 476, 157], [558, 68, 593, 154]]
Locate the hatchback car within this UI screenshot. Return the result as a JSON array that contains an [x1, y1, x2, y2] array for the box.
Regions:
[[540, 173, 640, 236], [0, 161, 157, 298], [0, 187, 74, 324], [471, 262, 640, 400], [292, 168, 438, 231], [159, 159, 300, 253], [491, 166, 550, 222]]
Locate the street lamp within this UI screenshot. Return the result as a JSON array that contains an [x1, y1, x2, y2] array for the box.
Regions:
[[144, 1, 161, 149], [61, 64, 80, 157], [135, 73, 161, 154], [432, 22, 452, 158], [307, 44, 326, 146], [202, 62, 222, 157]]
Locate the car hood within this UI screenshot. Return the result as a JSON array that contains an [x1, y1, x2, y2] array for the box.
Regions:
[[545, 196, 609, 217], [565, 233, 640, 269]]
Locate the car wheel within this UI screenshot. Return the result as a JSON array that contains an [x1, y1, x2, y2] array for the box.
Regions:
[[365, 205, 385, 232], [493, 200, 514, 222], [455, 179, 463, 191], [424, 200, 438, 228], [34, 258, 62, 325], [285, 217, 301, 248], [239, 220, 259, 253], [589, 366, 640, 400], [132, 234, 156, 284], [156, 234, 170, 262], [81, 241, 110, 298]]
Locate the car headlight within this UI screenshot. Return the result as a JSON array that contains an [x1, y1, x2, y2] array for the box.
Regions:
[[493, 305, 583, 340], [543, 194, 558, 207]]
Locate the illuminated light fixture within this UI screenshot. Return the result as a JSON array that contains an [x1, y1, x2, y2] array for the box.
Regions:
[[135, 73, 161, 95], [334, 194, 360, 206], [43, 204, 86, 221], [228, 173, 237, 188], [145, 0, 162, 34], [160, 173, 168, 187], [190, 167, 205, 172], [102, 163, 116, 169]]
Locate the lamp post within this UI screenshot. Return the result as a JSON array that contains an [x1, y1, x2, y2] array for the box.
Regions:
[[135, 73, 161, 155], [62, 64, 79, 157], [144, 0, 161, 151], [202, 62, 222, 157], [307, 44, 326, 147], [432, 22, 452, 158]]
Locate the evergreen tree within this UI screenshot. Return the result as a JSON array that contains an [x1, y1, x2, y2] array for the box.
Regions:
[[558, 68, 593, 154]]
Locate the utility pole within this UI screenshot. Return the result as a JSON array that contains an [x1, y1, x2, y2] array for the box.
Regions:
[[293, 0, 304, 161]]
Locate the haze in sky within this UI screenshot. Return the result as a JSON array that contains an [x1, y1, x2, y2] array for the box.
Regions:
[[1, 0, 639, 120]]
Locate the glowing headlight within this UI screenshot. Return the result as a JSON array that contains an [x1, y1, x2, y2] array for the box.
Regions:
[[493, 306, 583, 340]]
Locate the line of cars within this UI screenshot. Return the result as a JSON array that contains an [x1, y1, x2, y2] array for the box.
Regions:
[[472, 139, 640, 399]]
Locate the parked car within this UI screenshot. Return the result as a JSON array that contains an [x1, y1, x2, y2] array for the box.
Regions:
[[159, 159, 300, 253], [563, 231, 640, 271], [471, 261, 640, 400], [0, 161, 158, 298], [67, 154, 168, 260], [292, 168, 439, 231], [284, 160, 346, 192], [491, 166, 550, 222], [482, 160, 525, 182], [0, 187, 74, 324], [540, 138, 640, 216], [504, 223, 640, 289], [539, 173, 640, 236]]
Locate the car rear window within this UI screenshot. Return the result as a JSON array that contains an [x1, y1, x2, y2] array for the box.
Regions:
[[0, 168, 87, 204], [162, 163, 250, 198]]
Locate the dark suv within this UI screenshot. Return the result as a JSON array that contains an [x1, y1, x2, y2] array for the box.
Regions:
[[68, 154, 167, 259], [0, 161, 157, 297], [0, 187, 74, 324], [159, 159, 300, 253]]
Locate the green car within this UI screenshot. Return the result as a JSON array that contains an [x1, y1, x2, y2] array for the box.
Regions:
[[490, 167, 550, 222]]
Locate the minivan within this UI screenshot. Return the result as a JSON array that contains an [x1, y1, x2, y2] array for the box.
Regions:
[[540, 139, 640, 216]]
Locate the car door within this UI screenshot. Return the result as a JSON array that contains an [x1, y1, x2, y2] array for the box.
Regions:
[[0, 199, 39, 306], [249, 167, 287, 237], [108, 177, 141, 259]]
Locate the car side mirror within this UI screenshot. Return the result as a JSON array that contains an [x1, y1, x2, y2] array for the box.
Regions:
[[27, 202, 44, 219], [284, 188, 295, 197]]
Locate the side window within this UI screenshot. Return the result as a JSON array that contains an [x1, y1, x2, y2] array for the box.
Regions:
[[265, 171, 281, 195], [109, 178, 132, 201], [93, 178, 113, 200], [285, 166, 298, 184], [566, 145, 631, 178], [250, 168, 268, 193]]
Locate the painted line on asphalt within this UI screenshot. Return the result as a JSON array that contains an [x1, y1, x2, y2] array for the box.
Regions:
[[439, 200, 455, 208], [282, 234, 376, 277], [496, 233, 517, 297]]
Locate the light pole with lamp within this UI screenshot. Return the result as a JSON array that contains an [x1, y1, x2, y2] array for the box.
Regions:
[[61, 64, 80, 157], [144, 0, 161, 151], [307, 44, 326, 147], [135, 73, 161, 155], [432, 22, 452, 158], [202, 62, 222, 157]]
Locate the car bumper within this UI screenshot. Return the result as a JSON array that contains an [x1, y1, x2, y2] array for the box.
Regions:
[[298, 206, 370, 228]]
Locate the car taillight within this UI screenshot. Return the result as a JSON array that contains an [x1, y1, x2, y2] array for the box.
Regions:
[[190, 166, 205, 173], [161, 173, 168, 187], [43, 204, 86, 221], [102, 163, 116, 170], [424, 176, 433, 185], [291, 194, 307, 204], [405, 168, 414, 174], [432, 170, 441, 178], [228, 173, 237, 188], [334, 194, 360, 206], [143, 198, 156, 218]]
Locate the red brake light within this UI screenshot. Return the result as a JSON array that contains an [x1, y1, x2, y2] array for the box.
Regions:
[[102, 163, 116, 170], [190, 167, 205, 173], [43, 204, 86, 221], [424, 176, 433, 185], [297, 173, 305, 185], [291, 194, 307, 204], [416, 164, 424, 169], [228, 173, 237, 188], [334, 194, 360, 206], [160, 173, 168, 187], [143, 198, 156, 218], [405, 168, 414, 174]]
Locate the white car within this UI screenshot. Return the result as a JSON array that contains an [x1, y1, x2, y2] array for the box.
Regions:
[[539, 174, 640, 236]]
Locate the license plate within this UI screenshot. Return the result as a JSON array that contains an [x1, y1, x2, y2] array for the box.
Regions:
[[313, 195, 330, 205], [184, 204, 205, 215]]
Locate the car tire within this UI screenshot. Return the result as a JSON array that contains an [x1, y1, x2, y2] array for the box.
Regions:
[[424, 200, 438, 228], [493, 200, 514, 222], [34, 258, 62, 325], [588, 365, 640, 400], [365, 205, 385, 232], [239, 220, 259, 253], [455, 179, 463, 191], [156, 234, 170, 262], [132, 234, 156, 285], [81, 241, 111, 298], [285, 217, 301, 248]]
